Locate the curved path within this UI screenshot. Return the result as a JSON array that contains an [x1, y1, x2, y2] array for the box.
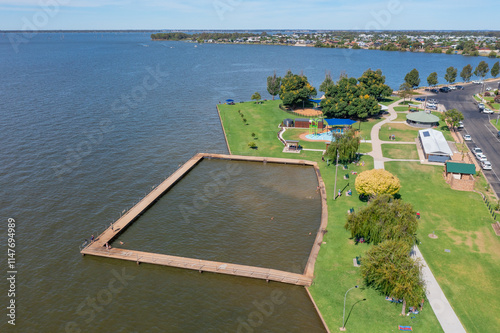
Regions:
[[366, 100, 466, 333]]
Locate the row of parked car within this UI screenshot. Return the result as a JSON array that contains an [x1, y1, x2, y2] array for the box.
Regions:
[[472, 147, 492, 170], [426, 86, 464, 94], [478, 103, 494, 114]]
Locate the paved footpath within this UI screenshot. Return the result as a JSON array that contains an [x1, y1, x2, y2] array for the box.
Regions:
[[367, 100, 467, 333]]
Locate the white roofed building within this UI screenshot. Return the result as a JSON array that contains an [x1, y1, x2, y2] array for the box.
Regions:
[[418, 129, 453, 163]]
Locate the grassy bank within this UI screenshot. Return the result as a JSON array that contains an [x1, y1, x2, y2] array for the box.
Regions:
[[219, 100, 443, 332]]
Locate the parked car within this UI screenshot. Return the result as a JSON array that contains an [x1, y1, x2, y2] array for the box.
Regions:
[[478, 103, 485, 110], [430, 88, 439, 94], [455, 85, 464, 90], [473, 147, 483, 156], [439, 87, 451, 93], [481, 160, 492, 170], [498, 130, 500, 138], [457, 121, 464, 129], [449, 86, 457, 90], [415, 97, 425, 102], [486, 87, 492, 91], [429, 99, 438, 104], [476, 153, 488, 162], [483, 108, 494, 114], [463, 134, 472, 141]]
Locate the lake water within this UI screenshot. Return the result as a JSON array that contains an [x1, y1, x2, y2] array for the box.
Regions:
[[1, 32, 498, 332]]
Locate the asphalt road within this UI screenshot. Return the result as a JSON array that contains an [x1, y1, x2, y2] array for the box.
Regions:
[[429, 79, 500, 197]]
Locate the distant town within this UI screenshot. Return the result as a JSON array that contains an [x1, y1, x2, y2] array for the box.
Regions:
[[151, 30, 500, 57]]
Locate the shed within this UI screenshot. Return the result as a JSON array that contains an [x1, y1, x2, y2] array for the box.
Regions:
[[283, 118, 294, 127], [444, 161, 476, 191], [294, 118, 324, 129], [407, 112, 440, 128], [419, 129, 452, 163]]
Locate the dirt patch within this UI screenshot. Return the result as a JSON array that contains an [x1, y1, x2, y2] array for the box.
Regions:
[[428, 233, 439, 239], [291, 108, 323, 117]]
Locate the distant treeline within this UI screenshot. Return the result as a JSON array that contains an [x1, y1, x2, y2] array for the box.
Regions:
[[151, 32, 262, 41]]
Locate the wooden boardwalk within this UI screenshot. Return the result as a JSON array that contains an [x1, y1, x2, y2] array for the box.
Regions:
[[81, 153, 327, 287]]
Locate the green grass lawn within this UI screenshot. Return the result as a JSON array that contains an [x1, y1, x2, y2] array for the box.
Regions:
[[358, 116, 384, 141], [219, 100, 444, 332], [382, 144, 419, 159], [399, 100, 421, 105], [431, 112, 454, 141], [379, 96, 401, 106], [393, 112, 409, 121], [394, 106, 412, 111], [385, 162, 500, 333], [380, 123, 419, 142], [473, 95, 481, 102], [490, 119, 500, 130], [359, 142, 372, 154]]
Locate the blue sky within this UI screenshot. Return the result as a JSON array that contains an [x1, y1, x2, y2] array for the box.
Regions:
[[0, 0, 498, 31]]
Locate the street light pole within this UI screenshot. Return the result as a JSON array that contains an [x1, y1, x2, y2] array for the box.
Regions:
[[340, 285, 358, 330], [333, 149, 339, 200]]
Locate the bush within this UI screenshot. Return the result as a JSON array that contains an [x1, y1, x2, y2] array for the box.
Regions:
[[485, 92, 491, 97], [494, 95, 500, 103], [355, 169, 401, 197], [248, 141, 257, 149]]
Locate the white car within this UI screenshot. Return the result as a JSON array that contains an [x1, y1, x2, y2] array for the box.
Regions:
[[483, 108, 494, 114], [463, 134, 472, 141], [476, 153, 488, 162], [473, 147, 483, 156], [449, 86, 457, 90], [472, 80, 479, 84], [481, 160, 492, 170], [486, 87, 492, 91], [457, 121, 464, 129]]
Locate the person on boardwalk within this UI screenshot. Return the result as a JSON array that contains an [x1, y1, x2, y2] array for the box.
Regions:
[[91, 234, 94, 242], [110, 223, 114, 231]]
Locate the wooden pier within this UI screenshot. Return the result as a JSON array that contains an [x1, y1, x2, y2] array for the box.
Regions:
[[81, 153, 328, 287]]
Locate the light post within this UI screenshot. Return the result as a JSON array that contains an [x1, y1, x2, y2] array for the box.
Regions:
[[340, 285, 358, 331], [333, 149, 339, 200]]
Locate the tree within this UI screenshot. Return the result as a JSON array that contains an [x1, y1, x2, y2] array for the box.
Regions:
[[266, 72, 281, 100], [251, 92, 261, 103], [279, 71, 317, 107], [444, 66, 458, 84], [488, 51, 498, 58], [319, 72, 334, 93], [474, 61, 490, 81], [398, 82, 412, 102], [361, 239, 425, 315], [440, 108, 464, 131], [357, 68, 392, 100], [325, 128, 360, 164], [355, 169, 401, 197], [460, 64, 473, 82], [320, 76, 380, 119], [427, 72, 438, 87], [404, 69, 420, 88], [345, 194, 418, 246], [491, 61, 500, 78]]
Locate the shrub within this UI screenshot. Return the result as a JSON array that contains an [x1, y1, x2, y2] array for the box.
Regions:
[[355, 169, 401, 197]]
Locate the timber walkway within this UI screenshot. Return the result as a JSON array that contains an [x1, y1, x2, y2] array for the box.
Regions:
[[81, 153, 328, 287]]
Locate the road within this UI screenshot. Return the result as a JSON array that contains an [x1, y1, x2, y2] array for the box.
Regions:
[[429, 79, 500, 197]]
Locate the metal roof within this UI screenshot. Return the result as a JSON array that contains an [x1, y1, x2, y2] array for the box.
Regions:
[[407, 111, 440, 123], [419, 129, 453, 157], [446, 162, 476, 175]]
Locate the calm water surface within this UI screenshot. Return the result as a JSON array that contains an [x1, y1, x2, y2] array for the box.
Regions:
[[1, 32, 498, 332]]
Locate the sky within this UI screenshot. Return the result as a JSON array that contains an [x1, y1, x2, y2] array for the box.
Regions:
[[0, 0, 499, 31]]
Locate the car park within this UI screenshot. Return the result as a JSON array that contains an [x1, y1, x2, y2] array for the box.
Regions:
[[481, 161, 492, 170], [483, 108, 494, 114], [463, 134, 472, 141]]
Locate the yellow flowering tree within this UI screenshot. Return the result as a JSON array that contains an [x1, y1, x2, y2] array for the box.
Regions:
[[355, 169, 401, 197]]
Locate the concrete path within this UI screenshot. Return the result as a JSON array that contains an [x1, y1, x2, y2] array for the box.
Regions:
[[366, 100, 467, 333], [412, 246, 466, 333]]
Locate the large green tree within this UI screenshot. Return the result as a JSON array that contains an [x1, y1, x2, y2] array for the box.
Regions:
[[361, 240, 425, 315], [404, 68, 420, 88], [427, 72, 438, 87], [357, 68, 392, 100], [325, 128, 360, 164], [345, 194, 417, 246], [474, 61, 490, 80], [319, 72, 334, 93], [279, 71, 317, 107], [266, 71, 281, 100], [320, 71, 385, 119], [444, 66, 458, 84], [441, 108, 464, 131], [460, 64, 473, 82], [491, 61, 500, 78]]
